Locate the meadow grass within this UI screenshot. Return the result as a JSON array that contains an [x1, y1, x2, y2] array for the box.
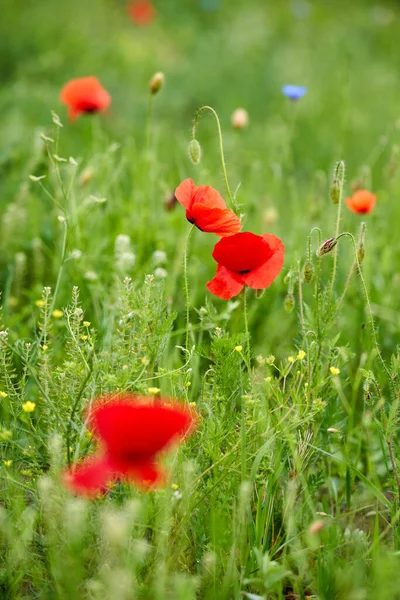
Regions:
[[1, 0, 400, 598]]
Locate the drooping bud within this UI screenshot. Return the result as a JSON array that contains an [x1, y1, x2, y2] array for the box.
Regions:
[[284, 292, 295, 313], [330, 160, 345, 205], [316, 237, 337, 257], [231, 108, 249, 130], [149, 72, 165, 95], [303, 261, 314, 283], [188, 139, 202, 165]]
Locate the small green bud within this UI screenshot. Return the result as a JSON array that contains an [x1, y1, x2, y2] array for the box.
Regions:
[[303, 261, 314, 283], [330, 160, 345, 204], [149, 72, 165, 95], [316, 237, 337, 257], [357, 246, 365, 264], [357, 221, 366, 264], [188, 139, 202, 165], [284, 293, 295, 313]]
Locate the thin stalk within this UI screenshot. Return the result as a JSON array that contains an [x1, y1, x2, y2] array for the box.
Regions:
[[242, 287, 251, 375], [336, 232, 395, 400], [184, 225, 195, 350], [192, 105, 237, 211], [146, 94, 155, 154]]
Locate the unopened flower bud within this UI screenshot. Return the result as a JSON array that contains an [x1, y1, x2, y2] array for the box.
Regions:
[[330, 161, 345, 204], [303, 261, 314, 283], [188, 139, 202, 165], [357, 222, 366, 264], [317, 237, 337, 257], [284, 292, 295, 313], [231, 108, 249, 130], [308, 520, 325, 535], [149, 72, 165, 95]]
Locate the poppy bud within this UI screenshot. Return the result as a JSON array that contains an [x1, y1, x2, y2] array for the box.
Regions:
[[284, 292, 295, 313], [231, 108, 249, 130], [316, 237, 337, 257], [188, 139, 202, 165], [149, 72, 165, 95], [330, 161, 345, 205], [164, 193, 178, 212], [303, 261, 314, 283]]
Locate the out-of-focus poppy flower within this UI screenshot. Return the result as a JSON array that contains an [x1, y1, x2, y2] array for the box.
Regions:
[[128, 0, 156, 25], [345, 189, 376, 214], [64, 395, 197, 497], [282, 84, 307, 101], [60, 77, 111, 121], [207, 232, 284, 300], [175, 178, 241, 237]]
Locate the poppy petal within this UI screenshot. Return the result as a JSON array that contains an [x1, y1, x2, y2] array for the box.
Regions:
[[212, 232, 272, 273], [63, 454, 116, 498], [190, 205, 241, 236], [123, 460, 165, 489], [193, 185, 226, 210], [90, 397, 196, 459], [242, 234, 284, 289], [175, 179, 197, 210], [206, 265, 244, 300]]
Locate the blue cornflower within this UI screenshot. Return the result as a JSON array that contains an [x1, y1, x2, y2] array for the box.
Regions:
[[282, 85, 307, 101]]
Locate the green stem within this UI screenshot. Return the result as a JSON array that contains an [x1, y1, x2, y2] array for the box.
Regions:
[[242, 287, 251, 374], [192, 105, 237, 212], [336, 232, 395, 400], [184, 225, 195, 351], [146, 94, 155, 154]]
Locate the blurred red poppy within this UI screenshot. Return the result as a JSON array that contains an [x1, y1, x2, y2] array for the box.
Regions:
[[128, 0, 156, 25], [175, 178, 241, 237], [345, 190, 376, 214], [64, 395, 197, 497], [207, 232, 284, 300], [60, 77, 111, 121]]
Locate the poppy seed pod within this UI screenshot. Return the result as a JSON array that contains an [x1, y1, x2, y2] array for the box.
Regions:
[[188, 139, 202, 165], [317, 237, 337, 257], [303, 261, 314, 283], [149, 72, 165, 95]]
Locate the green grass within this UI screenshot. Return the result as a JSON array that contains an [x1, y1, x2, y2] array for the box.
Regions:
[[1, 0, 400, 598]]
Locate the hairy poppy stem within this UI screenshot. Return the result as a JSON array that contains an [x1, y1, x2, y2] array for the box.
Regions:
[[184, 225, 195, 351], [329, 161, 346, 297], [146, 94, 155, 154], [335, 232, 395, 401], [192, 106, 238, 212], [242, 287, 251, 374]]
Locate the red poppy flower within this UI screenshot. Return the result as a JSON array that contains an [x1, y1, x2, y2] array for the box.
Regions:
[[63, 395, 197, 497], [60, 77, 111, 121], [127, 0, 156, 25], [345, 189, 376, 214], [207, 232, 284, 300], [175, 178, 241, 237]]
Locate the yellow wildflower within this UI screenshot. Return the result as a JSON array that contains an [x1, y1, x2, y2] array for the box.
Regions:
[[0, 391, 8, 398], [330, 367, 340, 375], [22, 401, 36, 413], [297, 350, 306, 360], [235, 345, 243, 352], [264, 377, 272, 383], [83, 321, 91, 327], [3, 460, 12, 467], [35, 299, 46, 308], [288, 356, 295, 363], [148, 387, 160, 395], [80, 335, 88, 341], [52, 309, 63, 319], [171, 483, 179, 490]]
